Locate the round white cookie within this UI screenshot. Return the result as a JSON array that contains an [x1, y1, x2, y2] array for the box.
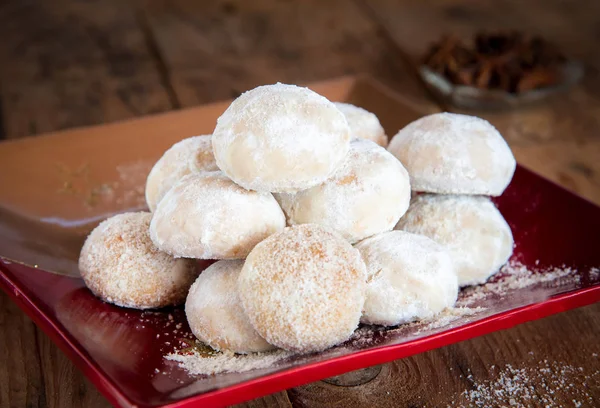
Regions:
[[238, 224, 366, 353], [150, 171, 286, 259], [396, 194, 514, 286], [387, 113, 516, 196], [355, 230, 458, 326], [185, 260, 275, 354], [79, 212, 198, 309], [276, 139, 410, 243], [145, 135, 218, 211], [212, 83, 350, 193], [334, 102, 388, 146]]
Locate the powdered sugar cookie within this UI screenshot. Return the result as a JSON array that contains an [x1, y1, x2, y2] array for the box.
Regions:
[[79, 212, 197, 309], [212, 83, 350, 193], [396, 194, 514, 286], [150, 171, 285, 259], [186, 260, 275, 354], [334, 102, 388, 146], [355, 230, 458, 326], [276, 139, 410, 243], [145, 135, 218, 211], [238, 224, 366, 353], [387, 113, 516, 196]]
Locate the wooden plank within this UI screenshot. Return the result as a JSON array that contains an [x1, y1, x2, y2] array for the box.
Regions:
[[140, 0, 437, 112], [2, 74, 175, 139], [0, 0, 175, 138], [0, 0, 157, 81], [0, 291, 46, 408], [35, 329, 110, 408], [0, 289, 109, 408], [362, 0, 600, 146], [289, 303, 600, 407]]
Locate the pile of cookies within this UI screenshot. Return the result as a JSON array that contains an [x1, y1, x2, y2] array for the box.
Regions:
[[79, 83, 516, 355]]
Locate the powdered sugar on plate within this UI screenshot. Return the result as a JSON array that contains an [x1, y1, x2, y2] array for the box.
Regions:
[[54, 159, 152, 215], [417, 306, 487, 331], [165, 347, 295, 376], [590, 267, 600, 281], [458, 260, 583, 307]]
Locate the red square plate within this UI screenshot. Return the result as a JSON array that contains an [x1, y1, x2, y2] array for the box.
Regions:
[[0, 76, 599, 408]]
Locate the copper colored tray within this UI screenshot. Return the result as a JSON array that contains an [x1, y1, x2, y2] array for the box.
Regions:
[[0, 76, 599, 408]]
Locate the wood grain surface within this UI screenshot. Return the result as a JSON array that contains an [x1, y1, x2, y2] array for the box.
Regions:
[[0, 0, 175, 138], [0, 1, 599, 407], [139, 0, 434, 111]]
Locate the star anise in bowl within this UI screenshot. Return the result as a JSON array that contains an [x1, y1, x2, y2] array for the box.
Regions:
[[420, 31, 583, 109]]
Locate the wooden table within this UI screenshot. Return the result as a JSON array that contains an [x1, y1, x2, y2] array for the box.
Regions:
[[1, 1, 599, 407]]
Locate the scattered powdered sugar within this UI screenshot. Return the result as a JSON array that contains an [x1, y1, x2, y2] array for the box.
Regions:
[[165, 348, 295, 376], [458, 260, 582, 307], [457, 289, 488, 306], [344, 326, 383, 348], [590, 267, 600, 281], [114, 160, 153, 208], [55, 159, 152, 210], [456, 359, 599, 407], [417, 306, 487, 331]]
